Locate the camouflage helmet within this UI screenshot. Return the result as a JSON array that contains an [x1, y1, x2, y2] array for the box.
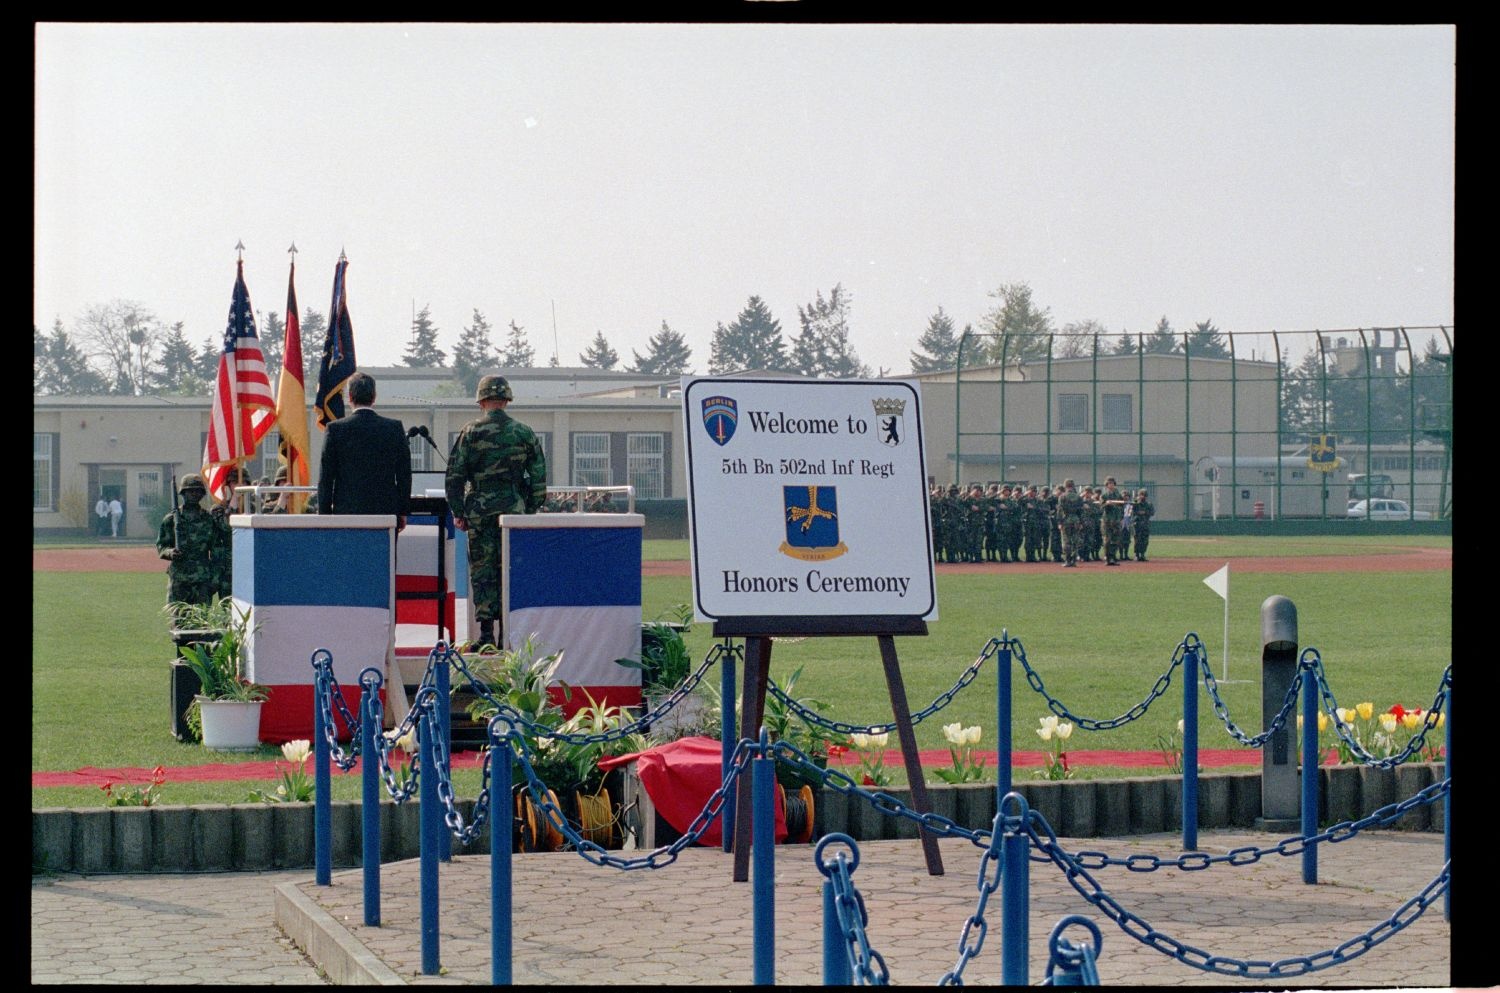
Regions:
[[476, 375, 514, 402], [179, 473, 206, 493]]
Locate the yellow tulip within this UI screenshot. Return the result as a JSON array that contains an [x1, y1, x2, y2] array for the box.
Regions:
[[1402, 713, 1421, 731], [1357, 702, 1374, 721], [1336, 708, 1354, 724], [1378, 714, 1399, 734], [1437, 712, 1446, 728], [1317, 712, 1329, 733]]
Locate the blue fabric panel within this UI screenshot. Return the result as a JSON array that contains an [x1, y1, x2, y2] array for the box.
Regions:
[[240, 527, 390, 608], [507, 527, 640, 609]]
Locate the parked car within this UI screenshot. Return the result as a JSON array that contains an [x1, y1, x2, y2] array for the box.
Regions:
[[1347, 498, 1433, 521]]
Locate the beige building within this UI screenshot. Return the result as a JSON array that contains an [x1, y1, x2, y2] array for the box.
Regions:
[[35, 356, 1286, 537]]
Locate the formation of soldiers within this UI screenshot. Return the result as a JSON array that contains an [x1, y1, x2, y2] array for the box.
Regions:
[[929, 478, 1153, 567]]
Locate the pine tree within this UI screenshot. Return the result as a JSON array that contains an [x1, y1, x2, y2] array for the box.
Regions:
[[629, 321, 694, 375], [708, 296, 789, 374], [1184, 319, 1231, 358], [402, 304, 447, 367], [156, 321, 204, 394], [500, 319, 535, 367], [1112, 331, 1140, 355], [791, 284, 868, 378], [196, 336, 220, 383], [1144, 316, 1181, 355], [452, 309, 498, 396], [35, 319, 107, 394], [579, 331, 620, 369], [909, 306, 961, 373], [260, 311, 285, 383], [979, 283, 1053, 363], [300, 309, 328, 386]]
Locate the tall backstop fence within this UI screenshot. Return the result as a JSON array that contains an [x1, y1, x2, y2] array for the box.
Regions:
[[937, 325, 1452, 523]]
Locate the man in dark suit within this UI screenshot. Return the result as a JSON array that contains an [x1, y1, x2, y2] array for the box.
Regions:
[[317, 372, 411, 529]]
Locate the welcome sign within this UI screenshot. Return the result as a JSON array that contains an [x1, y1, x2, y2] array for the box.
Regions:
[[682, 376, 938, 624]]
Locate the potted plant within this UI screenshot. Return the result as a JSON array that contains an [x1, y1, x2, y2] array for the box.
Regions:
[[553, 690, 650, 848], [616, 605, 701, 736], [763, 666, 847, 794], [164, 595, 234, 741], [179, 599, 268, 751]]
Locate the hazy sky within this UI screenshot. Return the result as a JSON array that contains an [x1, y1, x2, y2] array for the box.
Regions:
[[34, 22, 1455, 377]]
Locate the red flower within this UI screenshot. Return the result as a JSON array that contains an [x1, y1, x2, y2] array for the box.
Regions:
[[1060, 753, 1071, 773], [826, 744, 849, 758], [99, 781, 112, 793], [1389, 704, 1406, 719], [151, 766, 166, 786]]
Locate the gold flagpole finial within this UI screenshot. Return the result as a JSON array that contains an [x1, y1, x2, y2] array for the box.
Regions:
[[235, 240, 246, 261]]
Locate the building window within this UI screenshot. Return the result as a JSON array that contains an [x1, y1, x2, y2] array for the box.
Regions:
[[572, 432, 612, 487], [1102, 394, 1133, 432], [627, 433, 665, 499], [34, 433, 54, 512], [137, 471, 162, 509], [1058, 394, 1088, 432], [535, 432, 552, 483], [259, 430, 282, 481]]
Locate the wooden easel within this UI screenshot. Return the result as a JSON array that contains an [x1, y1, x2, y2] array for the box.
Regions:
[[719, 615, 943, 881]]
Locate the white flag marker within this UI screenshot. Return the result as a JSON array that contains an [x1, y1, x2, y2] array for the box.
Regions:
[[1203, 562, 1236, 681]]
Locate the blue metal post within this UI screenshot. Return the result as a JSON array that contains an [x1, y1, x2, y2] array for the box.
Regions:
[[314, 664, 332, 886], [491, 723, 512, 985], [361, 678, 380, 926], [1444, 684, 1451, 921], [1300, 667, 1319, 884], [1000, 794, 1030, 986], [419, 703, 440, 975], [721, 642, 738, 853], [1182, 645, 1199, 851], [997, 633, 1012, 804], [752, 744, 775, 985], [436, 656, 452, 862], [822, 879, 850, 985]]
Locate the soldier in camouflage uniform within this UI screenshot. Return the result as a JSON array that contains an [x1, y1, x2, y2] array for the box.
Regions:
[[1079, 487, 1100, 561], [157, 473, 232, 611], [1099, 477, 1127, 566], [1042, 485, 1063, 562], [1021, 484, 1043, 562], [960, 484, 981, 561], [1131, 488, 1155, 561], [981, 483, 999, 561], [445, 375, 548, 649], [1057, 479, 1084, 567]]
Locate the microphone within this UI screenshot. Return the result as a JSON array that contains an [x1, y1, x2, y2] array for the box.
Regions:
[[413, 424, 446, 465], [407, 425, 423, 438]]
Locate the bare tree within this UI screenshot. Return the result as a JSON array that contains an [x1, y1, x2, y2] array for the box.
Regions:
[[75, 300, 164, 395], [1056, 319, 1109, 358]]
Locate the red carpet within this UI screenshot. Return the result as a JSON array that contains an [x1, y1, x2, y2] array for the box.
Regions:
[[32, 746, 1267, 789]]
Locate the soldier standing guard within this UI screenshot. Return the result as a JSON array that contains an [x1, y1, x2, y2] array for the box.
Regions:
[[1057, 479, 1084, 567], [445, 375, 548, 650], [1131, 488, 1155, 561], [1099, 476, 1128, 566], [157, 473, 231, 613]]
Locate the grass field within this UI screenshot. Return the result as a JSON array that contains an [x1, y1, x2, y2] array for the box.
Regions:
[[32, 536, 1451, 807]]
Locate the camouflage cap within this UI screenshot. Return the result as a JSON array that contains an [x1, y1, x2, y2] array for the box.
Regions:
[[1064, 479, 1075, 488], [179, 473, 206, 492], [476, 375, 514, 402]]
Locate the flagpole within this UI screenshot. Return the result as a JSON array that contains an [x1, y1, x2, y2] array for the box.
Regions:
[[1222, 593, 1230, 682]]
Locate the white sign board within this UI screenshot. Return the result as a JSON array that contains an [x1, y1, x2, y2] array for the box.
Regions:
[[682, 376, 937, 624]]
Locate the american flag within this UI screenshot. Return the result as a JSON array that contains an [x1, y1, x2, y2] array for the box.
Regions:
[[204, 259, 275, 503]]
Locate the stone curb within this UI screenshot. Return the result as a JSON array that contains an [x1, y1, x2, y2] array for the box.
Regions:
[[273, 880, 406, 985], [33, 765, 1443, 874]]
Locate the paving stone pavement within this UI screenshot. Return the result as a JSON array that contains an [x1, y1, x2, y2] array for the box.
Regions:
[[31, 868, 328, 985], [31, 829, 1453, 987]]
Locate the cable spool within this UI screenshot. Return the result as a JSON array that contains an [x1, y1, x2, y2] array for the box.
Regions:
[[779, 783, 816, 844]]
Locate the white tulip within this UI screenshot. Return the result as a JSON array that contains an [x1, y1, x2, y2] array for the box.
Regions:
[[1036, 725, 1053, 742], [943, 722, 964, 744], [281, 739, 311, 764], [963, 725, 982, 746], [1056, 722, 1073, 741]]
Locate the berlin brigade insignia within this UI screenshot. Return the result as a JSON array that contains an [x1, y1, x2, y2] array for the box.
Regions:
[[779, 485, 848, 561], [702, 396, 738, 446], [1307, 433, 1340, 472], [873, 397, 905, 447]]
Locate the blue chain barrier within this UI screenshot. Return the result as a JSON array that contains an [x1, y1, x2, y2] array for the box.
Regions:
[[1308, 653, 1451, 769], [815, 835, 890, 985], [937, 809, 1006, 985], [1198, 648, 1304, 748], [1015, 634, 1203, 731], [1041, 915, 1102, 986], [412, 687, 492, 847], [507, 729, 765, 870], [443, 641, 729, 747], [768, 637, 1003, 737], [310, 649, 362, 770], [1021, 804, 1450, 978]]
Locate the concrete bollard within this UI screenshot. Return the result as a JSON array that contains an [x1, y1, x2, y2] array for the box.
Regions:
[[1257, 595, 1300, 831]]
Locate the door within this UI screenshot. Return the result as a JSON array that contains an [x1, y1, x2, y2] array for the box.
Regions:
[[98, 469, 126, 538]]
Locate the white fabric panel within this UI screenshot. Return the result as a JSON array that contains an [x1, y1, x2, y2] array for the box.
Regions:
[[505, 605, 643, 688], [245, 603, 391, 687]]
